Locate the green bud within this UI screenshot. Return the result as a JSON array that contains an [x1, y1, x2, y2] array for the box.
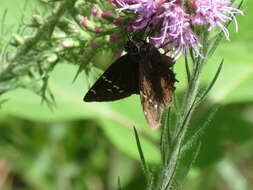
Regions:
[[53, 32, 67, 39], [61, 39, 80, 48], [11, 34, 25, 46], [32, 14, 44, 25], [46, 54, 58, 63]]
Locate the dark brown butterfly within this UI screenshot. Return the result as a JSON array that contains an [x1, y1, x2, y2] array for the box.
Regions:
[[83, 39, 176, 129]]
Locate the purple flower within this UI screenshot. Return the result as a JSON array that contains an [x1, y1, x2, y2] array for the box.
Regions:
[[150, 1, 201, 58], [115, 0, 242, 58], [190, 0, 243, 40], [116, 0, 201, 58], [116, 0, 162, 31]]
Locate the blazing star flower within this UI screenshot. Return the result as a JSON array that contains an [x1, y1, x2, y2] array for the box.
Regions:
[[115, 0, 242, 58], [151, 1, 201, 58], [190, 0, 243, 40], [116, 0, 201, 58]]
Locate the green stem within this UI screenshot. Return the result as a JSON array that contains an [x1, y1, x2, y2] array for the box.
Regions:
[[159, 53, 207, 189]]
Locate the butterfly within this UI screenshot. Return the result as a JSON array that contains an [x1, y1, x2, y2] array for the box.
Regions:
[[83, 38, 176, 129]]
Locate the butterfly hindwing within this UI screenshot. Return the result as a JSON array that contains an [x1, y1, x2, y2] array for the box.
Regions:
[[139, 58, 176, 129], [84, 54, 139, 102]]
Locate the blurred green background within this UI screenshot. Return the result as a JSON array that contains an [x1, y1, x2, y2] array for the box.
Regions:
[[0, 0, 253, 189]]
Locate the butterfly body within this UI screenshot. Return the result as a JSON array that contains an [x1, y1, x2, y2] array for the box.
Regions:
[[83, 39, 176, 129]]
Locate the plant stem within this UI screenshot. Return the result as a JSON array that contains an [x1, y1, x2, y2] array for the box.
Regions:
[[159, 53, 207, 189]]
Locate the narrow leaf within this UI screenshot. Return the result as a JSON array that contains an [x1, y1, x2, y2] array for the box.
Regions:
[[133, 126, 149, 177], [197, 59, 223, 104], [181, 142, 201, 182], [117, 177, 122, 190], [182, 107, 218, 153], [0, 9, 8, 35], [184, 55, 191, 83], [174, 95, 197, 140], [160, 108, 172, 164]]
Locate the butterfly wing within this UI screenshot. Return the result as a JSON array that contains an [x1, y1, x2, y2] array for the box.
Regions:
[[139, 61, 176, 129], [84, 54, 139, 102]]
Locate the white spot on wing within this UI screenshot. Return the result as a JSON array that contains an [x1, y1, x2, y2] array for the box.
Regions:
[[113, 85, 120, 89], [102, 76, 112, 83]]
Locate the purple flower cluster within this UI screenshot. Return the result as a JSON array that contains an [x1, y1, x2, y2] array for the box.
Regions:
[[115, 0, 243, 58], [190, 0, 243, 40]]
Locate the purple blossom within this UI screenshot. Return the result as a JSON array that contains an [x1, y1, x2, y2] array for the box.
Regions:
[[190, 0, 243, 40], [115, 0, 242, 58], [150, 1, 201, 58], [116, 0, 201, 58]]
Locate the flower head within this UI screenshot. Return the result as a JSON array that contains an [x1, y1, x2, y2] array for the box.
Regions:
[[190, 0, 243, 40], [150, 1, 201, 58], [115, 0, 242, 58], [116, 0, 201, 58]]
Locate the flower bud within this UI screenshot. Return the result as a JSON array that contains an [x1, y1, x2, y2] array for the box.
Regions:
[[110, 34, 118, 42], [92, 8, 100, 16], [46, 54, 58, 63], [60, 39, 80, 48], [11, 34, 25, 46], [107, 0, 116, 4], [95, 27, 103, 33], [101, 11, 113, 19], [80, 18, 89, 28], [113, 18, 122, 26], [90, 42, 97, 49], [32, 14, 44, 25], [114, 50, 122, 57]]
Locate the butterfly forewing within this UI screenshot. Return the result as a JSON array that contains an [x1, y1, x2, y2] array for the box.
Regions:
[[84, 54, 139, 102]]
